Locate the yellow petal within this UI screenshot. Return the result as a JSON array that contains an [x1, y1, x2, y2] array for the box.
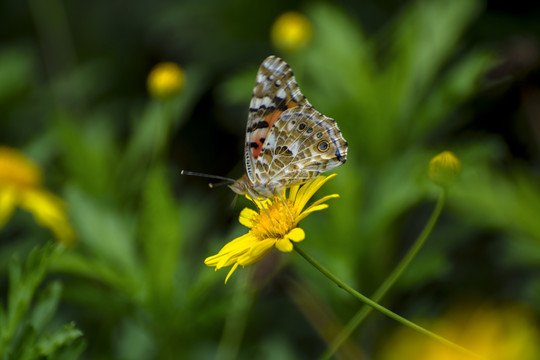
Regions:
[[0, 188, 17, 228], [289, 184, 300, 201], [287, 227, 305, 242], [276, 238, 293, 252], [294, 174, 337, 212], [205, 233, 254, 267], [19, 189, 76, 247], [245, 239, 275, 262], [309, 194, 339, 209], [239, 208, 259, 228], [296, 204, 329, 223], [224, 263, 239, 284]]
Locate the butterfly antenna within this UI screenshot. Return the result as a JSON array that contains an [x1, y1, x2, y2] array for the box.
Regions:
[[180, 170, 236, 183], [208, 180, 232, 189]]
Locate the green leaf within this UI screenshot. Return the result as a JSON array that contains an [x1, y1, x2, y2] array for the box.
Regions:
[[56, 117, 118, 196], [5, 247, 51, 346], [37, 323, 83, 356], [139, 166, 182, 303], [452, 148, 540, 241], [386, 0, 482, 122], [120, 65, 208, 194], [29, 282, 62, 333], [411, 50, 496, 141], [10, 324, 39, 360], [0, 245, 61, 358], [0, 47, 35, 102], [65, 185, 140, 278], [304, 3, 375, 110], [50, 251, 139, 297]]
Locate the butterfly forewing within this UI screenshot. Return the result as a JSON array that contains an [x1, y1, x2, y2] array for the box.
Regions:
[[245, 56, 311, 182]]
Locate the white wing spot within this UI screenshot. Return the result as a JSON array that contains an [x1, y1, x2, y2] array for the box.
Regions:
[[251, 96, 273, 108]]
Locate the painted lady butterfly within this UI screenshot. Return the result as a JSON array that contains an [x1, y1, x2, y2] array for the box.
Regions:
[[229, 56, 348, 199]]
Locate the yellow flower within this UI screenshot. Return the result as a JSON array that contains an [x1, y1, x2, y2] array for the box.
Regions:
[[271, 11, 313, 52], [205, 174, 339, 283], [147, 62, 185, 99], [0, 146, 75, 246], [380, 304, 540, 360], [428, 151, 461, 188]]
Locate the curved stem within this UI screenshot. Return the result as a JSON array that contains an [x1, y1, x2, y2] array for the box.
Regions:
[[293, 242, 484, 360], [321, 190, 446, 359]]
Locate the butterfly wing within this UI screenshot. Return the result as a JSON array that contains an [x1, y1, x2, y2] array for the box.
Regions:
[[244, 56, 310, 184], [251, 107, 348, 194]]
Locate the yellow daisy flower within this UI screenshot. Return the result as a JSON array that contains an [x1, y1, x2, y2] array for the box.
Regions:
[[0, 146, 75, 246], [205, 174, 339, 283]]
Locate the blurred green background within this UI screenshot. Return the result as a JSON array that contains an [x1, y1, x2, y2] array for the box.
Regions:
[[1, 0, 540, 359]]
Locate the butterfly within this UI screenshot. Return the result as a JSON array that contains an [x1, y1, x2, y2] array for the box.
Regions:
[[228, 56, 348, 199]]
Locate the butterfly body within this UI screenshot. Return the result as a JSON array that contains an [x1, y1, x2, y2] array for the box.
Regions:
[[229, 56, 347, 199]]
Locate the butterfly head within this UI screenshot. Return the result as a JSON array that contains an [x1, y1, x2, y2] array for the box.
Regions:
[[229, 174, 277, 200], [229, 175, 250, 196]]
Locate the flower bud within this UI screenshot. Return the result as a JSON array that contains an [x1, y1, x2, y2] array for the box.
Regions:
[[428, 151, 461, 188]]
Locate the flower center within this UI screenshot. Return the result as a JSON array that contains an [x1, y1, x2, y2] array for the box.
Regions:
[[250, 198, 296, 240]]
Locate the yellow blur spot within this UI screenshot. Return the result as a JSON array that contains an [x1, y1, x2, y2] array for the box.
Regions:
[[147, 62, 185, 99], [0, 146, 76, 246], [271, 12, 313, 52]]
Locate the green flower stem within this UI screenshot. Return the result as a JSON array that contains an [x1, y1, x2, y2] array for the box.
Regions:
[[294, 241, 484, 360], [321, 190, 446, 359]]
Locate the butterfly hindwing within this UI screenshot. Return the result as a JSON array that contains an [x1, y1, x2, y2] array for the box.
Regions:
[[252, 107, 347, 189]]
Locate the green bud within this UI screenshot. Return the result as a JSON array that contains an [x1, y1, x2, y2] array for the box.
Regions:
[[428, 151, 461, 188]]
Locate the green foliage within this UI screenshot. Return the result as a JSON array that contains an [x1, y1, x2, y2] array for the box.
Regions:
[[1, 0, 540, 358], [0, 245, 84, 359]]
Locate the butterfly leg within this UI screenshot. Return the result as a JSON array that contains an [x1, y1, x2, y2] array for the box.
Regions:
[[276, 190, 294, 222], [247, 188, 274, 227], [252, 196, 275, 227]]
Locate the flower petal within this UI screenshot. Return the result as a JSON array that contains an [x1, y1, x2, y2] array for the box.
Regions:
[[276, 238, 293, 252], [0, 187, 17, 228], [247, 196, 272, 210], [246, 239, 276, 261], [288, 184, 300, 203], [309, 194, 339, 209], [239, 208, 259, 228], [294, 174, 337, 212], [19, 189, 76, 247], [296, 204, 329, 223], [224, 263, 239, 284], [287, 227, 305, 242], [204, 233, 254, 267]]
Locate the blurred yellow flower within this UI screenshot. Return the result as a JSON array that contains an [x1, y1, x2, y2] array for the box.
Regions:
[[380, 304, 540, 360], [147, 62, 185, 99], [428, 150, 461, 188], [271, 11, 313, 52], [205, 174, 339, 283], [0, 146, 75, 246]]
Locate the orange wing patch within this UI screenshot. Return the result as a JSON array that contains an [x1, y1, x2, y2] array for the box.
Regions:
[[250, 109, 286, 159]]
